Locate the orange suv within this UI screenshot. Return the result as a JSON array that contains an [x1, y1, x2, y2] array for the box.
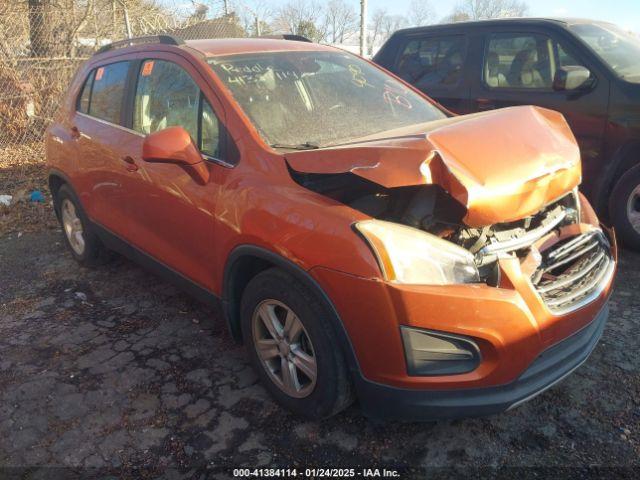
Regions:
[[46, 35, 616, 420]]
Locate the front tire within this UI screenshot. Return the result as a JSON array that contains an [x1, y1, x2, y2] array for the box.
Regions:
[[54, 184, 110, 266], [611, 164, 640, 250], [240, 268, 354, 419]]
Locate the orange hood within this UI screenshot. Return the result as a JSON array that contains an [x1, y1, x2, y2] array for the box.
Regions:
[[285, 106, 581, 227]]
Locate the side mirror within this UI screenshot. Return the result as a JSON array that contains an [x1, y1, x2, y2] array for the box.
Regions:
[[553, 66, 592, 92], [142, 126, 209, 184]]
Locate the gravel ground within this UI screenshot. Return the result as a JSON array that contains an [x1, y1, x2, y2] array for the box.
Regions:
[[0, 228, 638, 478]]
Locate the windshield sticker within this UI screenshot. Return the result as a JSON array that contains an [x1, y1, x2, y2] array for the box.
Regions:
[[141, 61, 154, 77], [95, 67, 104, 81], [348, 64, 370, 88]]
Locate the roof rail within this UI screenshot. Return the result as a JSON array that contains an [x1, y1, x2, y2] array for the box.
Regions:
[[258, 34, 312, 43], [95, 35, 185, 55]]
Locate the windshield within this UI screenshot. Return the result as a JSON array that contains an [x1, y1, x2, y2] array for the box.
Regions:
[[207, 50, 446, 147], [569, 23, 640, 82]]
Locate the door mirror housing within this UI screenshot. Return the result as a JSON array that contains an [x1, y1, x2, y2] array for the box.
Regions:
[[142, 126, 209, 184], [142, 126, 202, 165], [553, 66, 592, 91]]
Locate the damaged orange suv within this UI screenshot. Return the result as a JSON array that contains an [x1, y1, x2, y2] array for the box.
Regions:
[[46, 35, 616, 420]]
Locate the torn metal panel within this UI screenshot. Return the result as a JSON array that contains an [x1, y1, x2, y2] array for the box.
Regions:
[[285, 106, 582, 227]]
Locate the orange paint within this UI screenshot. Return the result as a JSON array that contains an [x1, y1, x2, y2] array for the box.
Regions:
[[45, 38, 616, 407], [141, 60, 154, 76]]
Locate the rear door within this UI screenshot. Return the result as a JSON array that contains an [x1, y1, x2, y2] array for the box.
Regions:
[[388, 32, 471, 113], [470, 26, 610, 183], [72, 60, 138, 239]]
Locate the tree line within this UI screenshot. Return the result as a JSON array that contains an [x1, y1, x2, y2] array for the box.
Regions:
[[5, 0, 530, 60]]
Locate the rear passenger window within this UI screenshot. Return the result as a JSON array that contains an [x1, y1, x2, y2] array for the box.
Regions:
[[88, 61, 130, 124], [396, 36, 466, 88], [77, 70, 95, 114]]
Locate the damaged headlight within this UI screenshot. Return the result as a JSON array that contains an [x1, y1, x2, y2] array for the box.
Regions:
[[355, 219, 480, 285]]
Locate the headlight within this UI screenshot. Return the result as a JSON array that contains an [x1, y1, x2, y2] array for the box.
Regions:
[[355, 219, 480, 285]]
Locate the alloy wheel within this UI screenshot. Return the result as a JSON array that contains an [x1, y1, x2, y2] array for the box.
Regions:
[[251, 299, 317, 398], [61, 198, 85, 255], [626, 184, 640, 234]]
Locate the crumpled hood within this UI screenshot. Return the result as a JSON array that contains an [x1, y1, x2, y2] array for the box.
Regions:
[[285, 105, 581, 227]]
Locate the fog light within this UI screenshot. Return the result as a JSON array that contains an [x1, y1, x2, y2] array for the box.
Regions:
[[401, 327, 481, 376]]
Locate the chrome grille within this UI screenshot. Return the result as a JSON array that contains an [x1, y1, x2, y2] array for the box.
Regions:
[[532, 231, 613, 314]]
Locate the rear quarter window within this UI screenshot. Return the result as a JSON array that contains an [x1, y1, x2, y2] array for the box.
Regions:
[[77, 70, 95, 114]]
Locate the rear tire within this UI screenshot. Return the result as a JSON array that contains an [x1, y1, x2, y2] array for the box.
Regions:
[[54, 184, 110, 266], [240, 268, 354, 419], [611, 164, 640, 250]]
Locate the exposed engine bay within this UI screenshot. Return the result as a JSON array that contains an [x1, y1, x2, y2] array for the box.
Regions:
[[289, 166, 614, 314], [285, 106, 613, 313]]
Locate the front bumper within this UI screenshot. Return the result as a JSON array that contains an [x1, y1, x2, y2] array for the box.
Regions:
[[355, 303, 608, 421], [309, 222, 615, 420]]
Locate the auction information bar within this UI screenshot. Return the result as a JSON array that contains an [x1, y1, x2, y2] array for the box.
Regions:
[[233, 468, 401, 478]]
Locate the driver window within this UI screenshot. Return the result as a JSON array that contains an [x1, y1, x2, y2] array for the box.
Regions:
[[133, 60, 199, 140], [557, 43, 584, 68], [484, 33, 555, 89], [201, 99, 220, 158], [133, 59, 224, 159]]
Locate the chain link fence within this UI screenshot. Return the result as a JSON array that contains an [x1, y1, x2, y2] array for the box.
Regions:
[[0, 1, 249, 153], [0, 1, 255, 232]]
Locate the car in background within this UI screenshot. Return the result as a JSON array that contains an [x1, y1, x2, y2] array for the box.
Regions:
[[46, 35, 615, 420], [374, 18, 640, 249]]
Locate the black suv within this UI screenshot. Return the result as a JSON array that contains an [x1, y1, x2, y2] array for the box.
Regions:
[[375, 18, 640, 248]]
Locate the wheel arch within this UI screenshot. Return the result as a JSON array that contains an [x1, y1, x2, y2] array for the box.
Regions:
[[595, 140, 640, 216], [222, 245, 362, 376], [48, 169, 75, 219]]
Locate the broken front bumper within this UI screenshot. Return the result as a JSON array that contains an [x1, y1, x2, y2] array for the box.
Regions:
[[309, 225, 615, 420], [353, 303, 608, 421]]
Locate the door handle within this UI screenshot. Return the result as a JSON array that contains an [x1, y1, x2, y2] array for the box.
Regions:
[[477, 98, 496, 111], [122, 155, 138, 172], [70, 126, 81, 140]]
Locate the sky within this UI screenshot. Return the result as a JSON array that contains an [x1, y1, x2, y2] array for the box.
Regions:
[[372, 0, 640, 33], [175, 0, 640, 34]]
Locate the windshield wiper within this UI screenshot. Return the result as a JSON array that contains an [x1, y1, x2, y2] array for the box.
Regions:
[[270, 142, 320, 150]]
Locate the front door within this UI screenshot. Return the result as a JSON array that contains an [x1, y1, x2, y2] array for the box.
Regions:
[[116, 55, 228, 290]]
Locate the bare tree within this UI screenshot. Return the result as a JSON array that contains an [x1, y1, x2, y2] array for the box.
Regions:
[[27, 0, 98, 57], [325, 0, 358, 44], [366, 9, 408, 55], [236, 0, 274, 36], [451, 0, 528, 20], [366, 8, 386, 55], [189, 2, 209, 22], [380, 13, 409, 42], [408, 0, 435, 27], [273, 0, 328, 42]]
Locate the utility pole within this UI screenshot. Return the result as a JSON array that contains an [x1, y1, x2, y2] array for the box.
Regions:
[[224, 0, 229, 16], [255, 16, 261, 36], [360, 0, 367, 56]]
